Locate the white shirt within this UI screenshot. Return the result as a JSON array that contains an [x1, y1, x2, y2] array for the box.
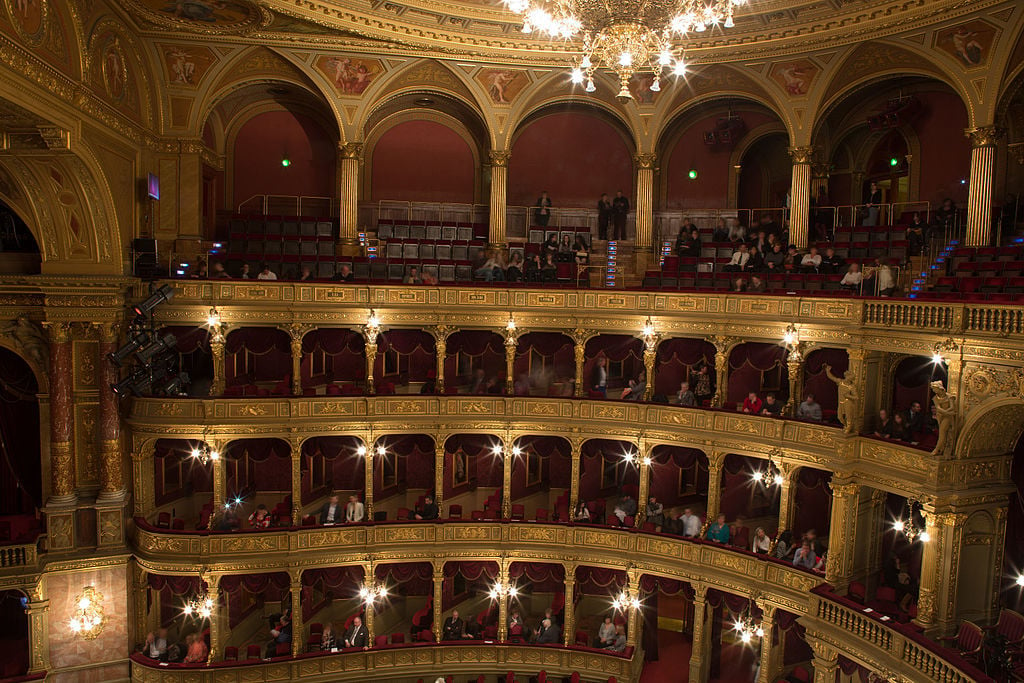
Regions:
[[680, 513, 700, 537], [752, 534, 772, 553], [729, 251, 749, 267], [840, 271, 862, 286], [257, 271, 278, 280], [875, 266, 895, 290], [324, 504, 338, 524], [346, 501, 364, 522], [801, 254, 821, 267]]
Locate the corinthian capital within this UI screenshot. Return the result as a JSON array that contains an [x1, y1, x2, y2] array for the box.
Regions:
[[340, 142, 364, 159], [788, 146, 815, 164], [965, 126, 1005, 148], [489, 150, 511, 166], [634, 153, 657, 170]]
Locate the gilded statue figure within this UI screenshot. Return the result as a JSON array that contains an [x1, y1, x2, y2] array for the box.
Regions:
[[824, 364, 858, 433], [929, 380, 958, 456]]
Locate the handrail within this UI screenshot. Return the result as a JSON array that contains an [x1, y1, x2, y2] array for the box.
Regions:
[[810, 586, 993, 683], [236, 195, 335, 217], [0, 539, 39, 571]]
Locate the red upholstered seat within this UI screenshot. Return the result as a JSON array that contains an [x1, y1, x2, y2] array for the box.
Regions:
[[941, 621, 983, 659], [274, 642, 289, 656], [157, 512, 171, 528], [449, 504, 463, 519], [246, 644, 261, 660], [172, 518, 185, 530], [505, 672, 515, 683], [511, 504, 525, 520], [574, 630, 588, 646], [535, 508, 549, 521], [848, 581, 866, 604], [418, 629, 435, 642], [570, 673, 581, 683], [390, 632, 404, 644], [224, 646, 238, 661], [538, 671, 547, 683], [789, 666, 810, 683], [472, 510, 484, 520], [987, 608, 1024, 646], [374, 634, 388, 647]]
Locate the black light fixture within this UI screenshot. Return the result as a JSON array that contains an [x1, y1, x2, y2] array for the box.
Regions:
[[111, 368, 153, 397], [107, 331, 151, 367], [135, 333, 177, 364], [153, 371, 190, 397], [131, 284, 174, 318]]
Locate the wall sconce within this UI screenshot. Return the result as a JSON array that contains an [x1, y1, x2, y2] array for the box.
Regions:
[[488, 582, 519, 600], [190, 443, 219, 466], [206, 307, 221, 328], [359, 581, 388, 605], [365, 309, 381, 344], [641, 317, 655, 340], [611, 588, 641, 612], [892, 501, 930, 543], [183, 590, 215, 620], [782, 323, 799, 348], [932, 338, 958, 364], [506, 314, 517, 334], [69, 586, 104, 638], [732, 607, 764, 644]]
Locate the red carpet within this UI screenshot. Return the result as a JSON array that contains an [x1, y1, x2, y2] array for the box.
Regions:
[[640, 630, 759, 683]]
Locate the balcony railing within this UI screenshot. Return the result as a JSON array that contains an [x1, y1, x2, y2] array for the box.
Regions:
[[0, 539, 39, 571]]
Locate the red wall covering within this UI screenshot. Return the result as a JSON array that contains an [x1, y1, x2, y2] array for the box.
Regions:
[[662, 111, 778, 210], [508, 113, 633, 208], [232, 111, 336, 207], [370, 120, 476, 204]]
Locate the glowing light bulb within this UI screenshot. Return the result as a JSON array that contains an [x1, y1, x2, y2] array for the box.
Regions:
[[581, 55, 592, 68], [356, 445, 367, 456], [650, 79, 660, 92], [281, 158, 291, 168], [755, 626, 764, 638], [570, 68, 584, 84], [724, 15, 734, 27], [191, 448, 201, 459], [1016, 575, 1024, 587], [931, 353, 943, 364], [492, 444, 503, 455], [892, 520, 905, 532], [919, 531, 931, 543], [773, 474, 784, 486], [658, 51, 672, 66], [674, 60, 687, 76], [509, 586, 518, 597], [618, 52, 632, 66], [512, 446, 522, 456], [210, 450, 219, 461], [642, 456, 652, 466], [521, 21, 532, 33], [695, 21, 706, 31], [207, 310, 220, 327], [376, 445, 386, 456], [688, 169, 698, 180], [79, 597, 91, 610], [741, 630, 752, 643]]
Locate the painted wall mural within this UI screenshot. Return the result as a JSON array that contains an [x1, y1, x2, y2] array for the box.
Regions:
[[769, 60, 819, 97], [935, 20, 997, 68], [316, 55, 383, 95], [159, 44, 218, 86], [476, 68, 529, 105]]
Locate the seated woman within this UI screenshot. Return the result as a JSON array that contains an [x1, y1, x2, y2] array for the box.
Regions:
[[541, 253, 557, 282], [506, 252, 525, 282], [840, 263, 862, 291], [524, 254, 542, 282], [676, 228, 701, 257], [248, 504, 272, 529], [751, 527, 772, 554], [183, 633, 208, 664], [557, 234, 574, 262], [619, 369, 646, 401], [572, 500, 591, 522], [573, 235, 590, 264], [321, 623, 337, 651]]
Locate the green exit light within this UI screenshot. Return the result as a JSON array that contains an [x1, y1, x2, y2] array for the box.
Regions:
[[281, 158, 291, 168], [688, 169, 698, 180], [889, 157, 899, 167]]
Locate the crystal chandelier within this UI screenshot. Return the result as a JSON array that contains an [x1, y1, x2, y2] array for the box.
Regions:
[[359, 581, 388, 605], [611, 588, 641, 611], [488, 581, 519, 600], [752, 460, 783, 487], [190, 443, 219, 466], [69, 587, 105, 638], [502, 0, 745, 99], [892, 501, 930, 543], [732, 607, 764, 644], [183, 591, 216, 619]]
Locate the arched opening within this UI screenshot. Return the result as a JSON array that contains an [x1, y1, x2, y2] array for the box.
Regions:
[[578, 438, 640, 526], [373, 433, 434, 521], [513, 332, 574, 397], [996, 69, 1024, 242], [443, 434, 504, 519], [369, 120, 476, 203], [0, 589, 28, 678], [443, 330, 505, 394], [0, 347, 41, 527], [223, 328, 291, 396], [508, 435, 571, 522], [222, 438, 292, 529], [737, 133, 791, 214], [299, 436, 365, 525], [298, 566, 365, 653], [0, 198, 40, 274], [300, 328, 366, 395]]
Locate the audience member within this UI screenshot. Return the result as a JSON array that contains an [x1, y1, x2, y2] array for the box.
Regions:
[[761, 393, 783, 416], [474, 250, 505, 282], [333, 264, 354, 282], [320, 494, 341, 525], [573, 500, 591, 522], [679, 507, 701, 538], [889, 412, 912, 442], [144, 629, 169, 661], [797, 393, 822, 421], [705, 513, 730, 543], [727, 219, 746, 243], [904, 401, 923, 434], [506, 252, 524, 282], [774, 530, 793, 559], [820, 247, 843, 274], [862, 181, 882, 226], [693, 365, 713, 404], [524, 254, 542, 282], [792, 539, 816, 569], [604, 625, 627, 652], [865, 259, 896, 296], [573, 235, 590, 265], [712, 218, 729, 242], [266, 613, 292, 657], [239, 263, 251, 279], [752, 527, 772, 554], [732, 277, 746, 292], [183, 633, 208, 664], [646, 496, 664, 528], [345, 494, 364, 523], [597, 193, 612, 240], [612, 191, 629, 240], [596, 616, 616, 647], [591, 356, 608, 395], [191, 262, 209, 279], [676, 381, 696, 407], [249, 504, 271, 529], [344, 616, 368, 649], [783, 245, 800, 270], [907, 217, 926, 257], [883, 555, 919, 611], [613, 494, 637, 525], [257, 263, 277, 281], [740, 391, 762, 414], [933, 197, 956, 231], [403, 266, 422, 284], [211, 261, 230, 278], [420, 269, 438, 285], [535, 618, 560, 644], [542, 233, 559, 257], [298, 265, 314, 281], [677, 228, 701, 257], [840, 263, 862, 291], [800, 246, 822, 273], [442, 610, 467, 640], [873, 409, 893, 438], [748, 275, 766, 293], [764, 243, 786, 271], [320, 623, 336, 651], [415, 494, 439, 520], [620, 369, 646, 401], [745, 246, 764, 272], [541, 253, 557, 282], [534, 192, 552, 227], [724, 243, 749, 272]]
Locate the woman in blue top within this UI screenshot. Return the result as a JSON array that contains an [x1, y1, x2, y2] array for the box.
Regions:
[[705, 513, 730, 543]]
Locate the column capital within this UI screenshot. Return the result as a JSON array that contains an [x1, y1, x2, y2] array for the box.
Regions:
[[488, 149, 511, 166], [95, 321, 120, 344], [788, 146, 816, 164], [965, 126, 1005, 148], [340, 142, 364, 159], [633, 152, 658, 169], [44, 320, 71, 344]]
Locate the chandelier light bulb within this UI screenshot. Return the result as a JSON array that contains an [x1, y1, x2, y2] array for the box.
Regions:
[[376, 445, 386, 456], [1016, 575, 1024, 587], [919, 531, 931, 543], [659, 51, 672, 66], [931, 352, 944, 364], [571, 68, 584, 84], [505, 0, 529, 11], [521, 21, 532, 33], [512, 446, 522, 456], [356, 445, 367, 456], [191, 448, 201, 459], [618, 52, 632, 66], [210, 450, 219, 461], [724, 15, 734, 27], [755, 626, 765, 638], [585, 79, 596, 92], [492, 444, 503, 455], [650, 79, 661, 92], [673, 60, 687, 76], [695, 21, 706, 31], [892, 520, 905, 532], [207, 308, 221, 327]]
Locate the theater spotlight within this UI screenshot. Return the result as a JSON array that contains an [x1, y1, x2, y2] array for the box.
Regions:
[[111, 368, 152, 397], [131, 284, 174, 318], [135, 333, 177, 365], [153, 371, 190, 397], [107, 331, 150, 367]]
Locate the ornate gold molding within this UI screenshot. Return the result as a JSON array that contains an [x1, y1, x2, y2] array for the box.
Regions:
[[965, 126, 1006, 149]]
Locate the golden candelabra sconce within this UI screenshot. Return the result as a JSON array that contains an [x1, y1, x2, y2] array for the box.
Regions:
[[69, 586, 105, 639]]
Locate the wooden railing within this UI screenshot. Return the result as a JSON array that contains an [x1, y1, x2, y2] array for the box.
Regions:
[[809, 587, 993, 683], [0, 540, 38, 571]]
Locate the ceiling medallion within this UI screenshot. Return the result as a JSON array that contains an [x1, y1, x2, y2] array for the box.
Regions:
[[502, 0, 745, 100]]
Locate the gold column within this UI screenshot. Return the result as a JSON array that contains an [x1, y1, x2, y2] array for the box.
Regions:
[[290, 569, 304, 657], [209, 323, 226, 397], [711, 335, 732, 408], [488, 151, 510, 249], [289, 325, 304, 396], [755, 603, 777, 683], [364, 337, 378, 396], [434, 437, 446, 512], [625, 567, 640, 647], [642, 336, 658, 402], [991, 506, 1009, 621], [364, 438, 375, 522], [339, 143, 363, 248], [914, 510, 966, 634], [210, 440, 226, 523], [705, 451, 727, 524], [501, 439, 512, 519], [788, 146, 814, 249], [635, 445, 651, 529], [497, 558, 510, 641], [362, 558, 375, 643], [290, 434, 303, 526], [775, 462, 799, 535], [434, 326, 449, 394], [964, 127, 1004, 247], [206, 574, 223, 663], [26, 582, 49, 674], [568, 435, 583, 518], [785, 347, 803, 417], [504, 333, 517, 395], [573, 329, 588, 398], [634, 153, 657, 251], [432, 561, 445, 643], [688, 583, 712, 682], [130, 441, 155, 518], [824, 475, 860, 591], [562, 565, 576, 647], [808, 635, 839, 683]]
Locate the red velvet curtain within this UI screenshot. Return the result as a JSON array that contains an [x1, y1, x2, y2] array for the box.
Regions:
[[803, 348, 849, 415], [638, 575, 687, 595], [375, 330, 436, 384], [509, 562, 565, 583], [517, 436, 571, 489], [513, 332, 574, 387], [225, 328, 290, 384], [0, 348, 41, 513], [444, 561, 498, 580], [583, 335, 643, 387], [574, 566, 625, 595], [892, 357, 935, 412], [720, 454, 779, 522], [301, 328, 365, 384], [224, 439, 291, 494], [444, 330, 505, 387], [220, 572, 290, 595], [148, 575, 203, 595], [649, 446, 708, 507], [303, 566, 364, 589], [727, 342, 788, 405], [792, 468, 833, 537], [655, 338, 715, 396]]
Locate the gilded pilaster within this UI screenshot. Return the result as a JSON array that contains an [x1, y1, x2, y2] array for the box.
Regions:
[[914, 510, 967, 634], [775, 461, 799, 535], [210, 439, 226, 521], [634, 153, 657, 251], [642, 333, 658, 402], [26, 581, 49, 674], [562, 566, 576, 647], [786, 345, 804, 417], [364, 438, 375, 522], [131, 441, 155, 518], [572, 329, 588, 398], [705, 451, 727, 523], [497, 557, 510, 641], [568, 435, 583, 518], [290, 569, 304, 656], [289, 434, 303, 526], [825, 475, 860, 590], [964, 127, 1004, 247], [625, 567, 640, 647], [96, 322, 124, 501], [504, 331, 517, 396], [806, 633, 839, 683], [711, 336, 733, 408], [501, 438, 512, 519], [209, 321, 226, 397], [788, 146, 814, 249], [432, 561, 445, 643], [635, 443, 652, 528], [206, 574, 223, 663], [755, 602, 777, 683], [488, 151, 510, 249], [364, 336, 378, 395], [688, 583, 712, 682], [289, 325, 304, 396], [434, 437, 446, 511], [433, 326, 450, 394], [339, 142, 363, 247]]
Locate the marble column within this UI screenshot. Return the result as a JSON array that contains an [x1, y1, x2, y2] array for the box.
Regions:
[[634, 153, 657, 251], [688, 584, 713, 682], [825, 475, 860, 591], [964, 127, 1004, 247], [45, 322, 75, 505], [562, 568, 576, 647], [96, 322, 124, 501], [488, 151, 510, 249], [432, 561, 445, 643], [339, 142, 363, 249], [788, 146, 814, 249], [290, 570, 304, 657]]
